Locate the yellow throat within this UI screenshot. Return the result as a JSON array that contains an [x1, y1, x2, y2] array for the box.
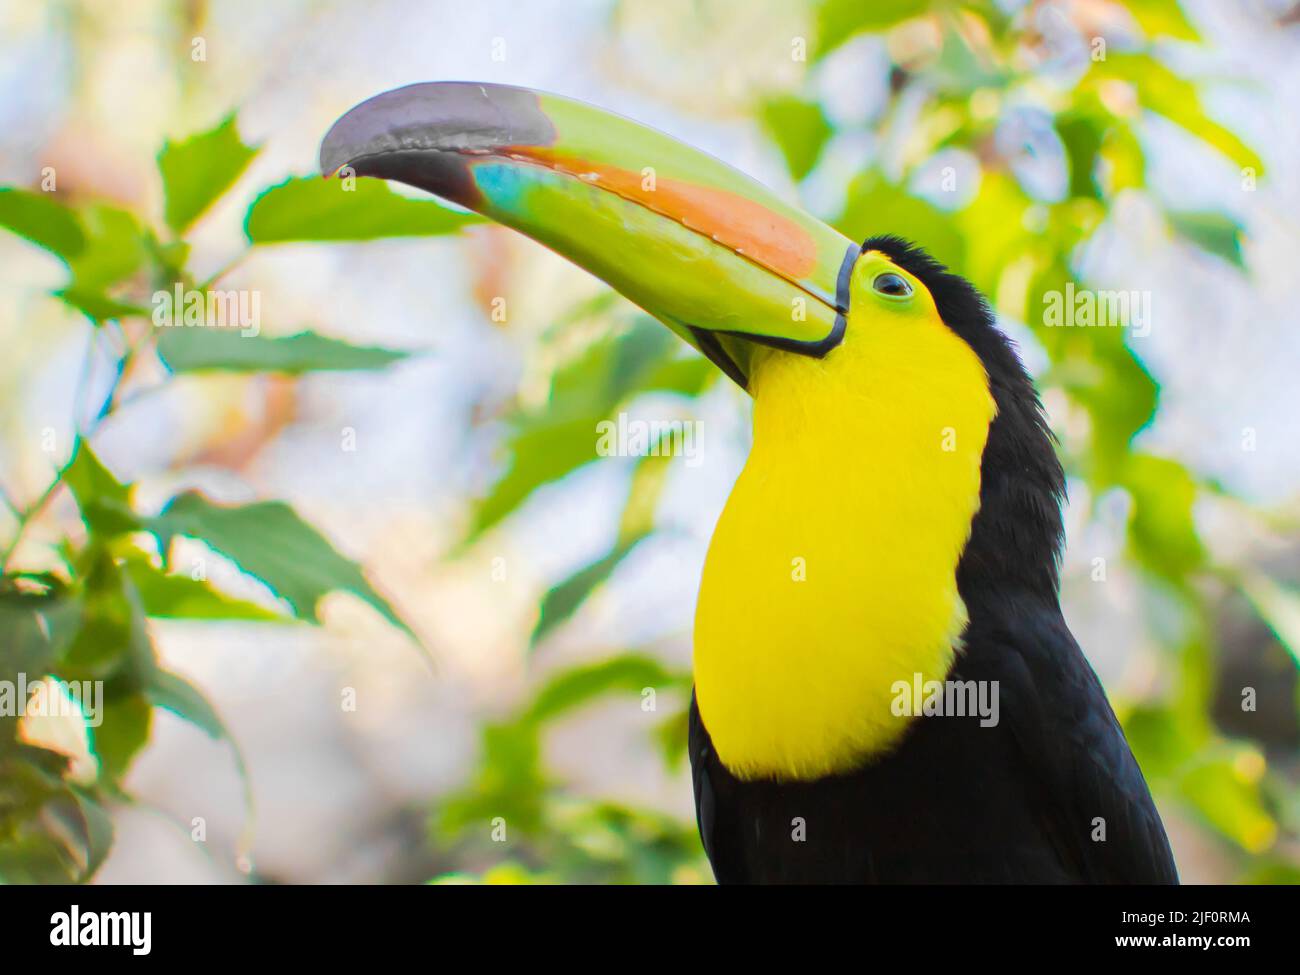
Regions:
[[693, 252, 998, 781]]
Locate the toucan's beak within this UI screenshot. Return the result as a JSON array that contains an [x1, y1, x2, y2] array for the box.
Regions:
[[320, 82, 859, 388]]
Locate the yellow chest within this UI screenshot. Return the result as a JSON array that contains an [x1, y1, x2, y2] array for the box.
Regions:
[[692, 314, 996, 781]]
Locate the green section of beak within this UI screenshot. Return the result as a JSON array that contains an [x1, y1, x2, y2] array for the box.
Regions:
[[320, 82, 859, 387]]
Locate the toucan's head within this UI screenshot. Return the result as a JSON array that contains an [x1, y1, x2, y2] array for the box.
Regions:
[[320, 82, 1065, 604]]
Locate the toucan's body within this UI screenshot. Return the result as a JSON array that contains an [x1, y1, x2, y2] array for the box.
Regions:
[[321, 82, 1178, 884]]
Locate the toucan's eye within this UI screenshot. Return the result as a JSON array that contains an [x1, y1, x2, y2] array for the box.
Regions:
[[873, 272, 912, 298]]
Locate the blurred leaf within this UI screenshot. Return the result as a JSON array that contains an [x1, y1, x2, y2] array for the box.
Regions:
[[245, 176, 480, 244], [1088, 54, 1263, 174], [653, 705, 692, 773], [814, 0, 929, 57], [1099, 121, 1146, 195], [1124, 453, 1205, 581], [60, 548, 156, 686], [438, 653, 689, 848], [532, 453, 674, 648], [90, 693, 152, 783], [1121, 703, 1200, 783], [431, 861, 556, 884], [124, 554, 285, 621], [1239, 570, 1300, 668], [618, 452, 672, 544], [0, 578, 78, 685], [470, 415, 609, 543], [158, 114, 260, 234], [0, 746, 113, 883], [526, 654, 685, 725], [69, 786, 114, 879], [150, 491, 412, 636], [1240, 860, 1300, 884], [542, 798, 705, 884], [0, 187, 85, 259], [66, 205, 148, 293], [929, 19, 1010, 94], [1180, 754, 1276, 854], [839, 170, 965, 272], [635, 354, 715, 397], [437, 719, 548, 839], [532, 538, 645, 648], [467, 322, 687, 541], [1056, 112, 1104, 200], [1126, 0, 1200, 41], [1027, 261, 1159, 480], [146, 669, 230, 741], [953, 172, 1032, 302], [63, 441, 139, 538], [1167, 210, 1245, 268], [156, 326, 410, 374], [55, 288, 148, 323], [760, 95, 833, 181]]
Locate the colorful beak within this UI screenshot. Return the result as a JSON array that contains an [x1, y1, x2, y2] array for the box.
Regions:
[[320, 82, 859, 388]]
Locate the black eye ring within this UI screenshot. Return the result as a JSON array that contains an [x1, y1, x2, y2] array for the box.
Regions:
[[873, 272, 913, 298]]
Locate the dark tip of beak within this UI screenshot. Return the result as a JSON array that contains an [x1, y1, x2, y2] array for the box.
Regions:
[[319, 81, 557, 206]]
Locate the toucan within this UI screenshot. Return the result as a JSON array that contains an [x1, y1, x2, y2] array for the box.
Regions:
[[320, 82, 1178, 884]]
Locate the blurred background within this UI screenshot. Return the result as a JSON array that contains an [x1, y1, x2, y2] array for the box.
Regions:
[[1, 0, 1298, 884]]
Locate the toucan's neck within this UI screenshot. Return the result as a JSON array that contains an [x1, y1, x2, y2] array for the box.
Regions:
[[692, 326, 997, 781]]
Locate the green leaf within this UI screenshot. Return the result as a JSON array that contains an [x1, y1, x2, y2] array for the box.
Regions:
[[1088, 54, 1263, 174], [759, 95, 833, 181], [436, 720, 548, 839], [0, 578, 78, 688], [1124, 453, 1205, 581], [62, 441, 139, 538], [60, 547, 157, 686], [55, 288, 148, 323], [245, 175, 480, 244], [525, 654, 687, 725], [1239, 570, 1300, 668], [953, 171, 1035, 303], [652, 705, 692, 772], [65, 204, 148, 293], [471, 416, 610, 542], [147, 669, 229, 740], [634, 354, 715, 398], [150, 492, 412, 636], [839, 171, 965, 272], [1099, 121, 1146, 195], [1180, 753, 1276, 854], [1056, 112, 1105, 201], [156, 326, 410, 374], [814, 0, 929, 58], [531, 450, 675, 648], [159, 114, 261, 234], [532, 537, 645, 648], [1027, 261, 1159, 481], [617, 452, 673, 545], [124, 554, 285, 621], [1126, 0, 1200, 41], [467, 322, 687, 541], [69, 785, 114, 879], [90, 693, 152, 783], [0, 187, 85, 260], [1167, 210, 1245, 268], [0, 746, 114, 883]]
